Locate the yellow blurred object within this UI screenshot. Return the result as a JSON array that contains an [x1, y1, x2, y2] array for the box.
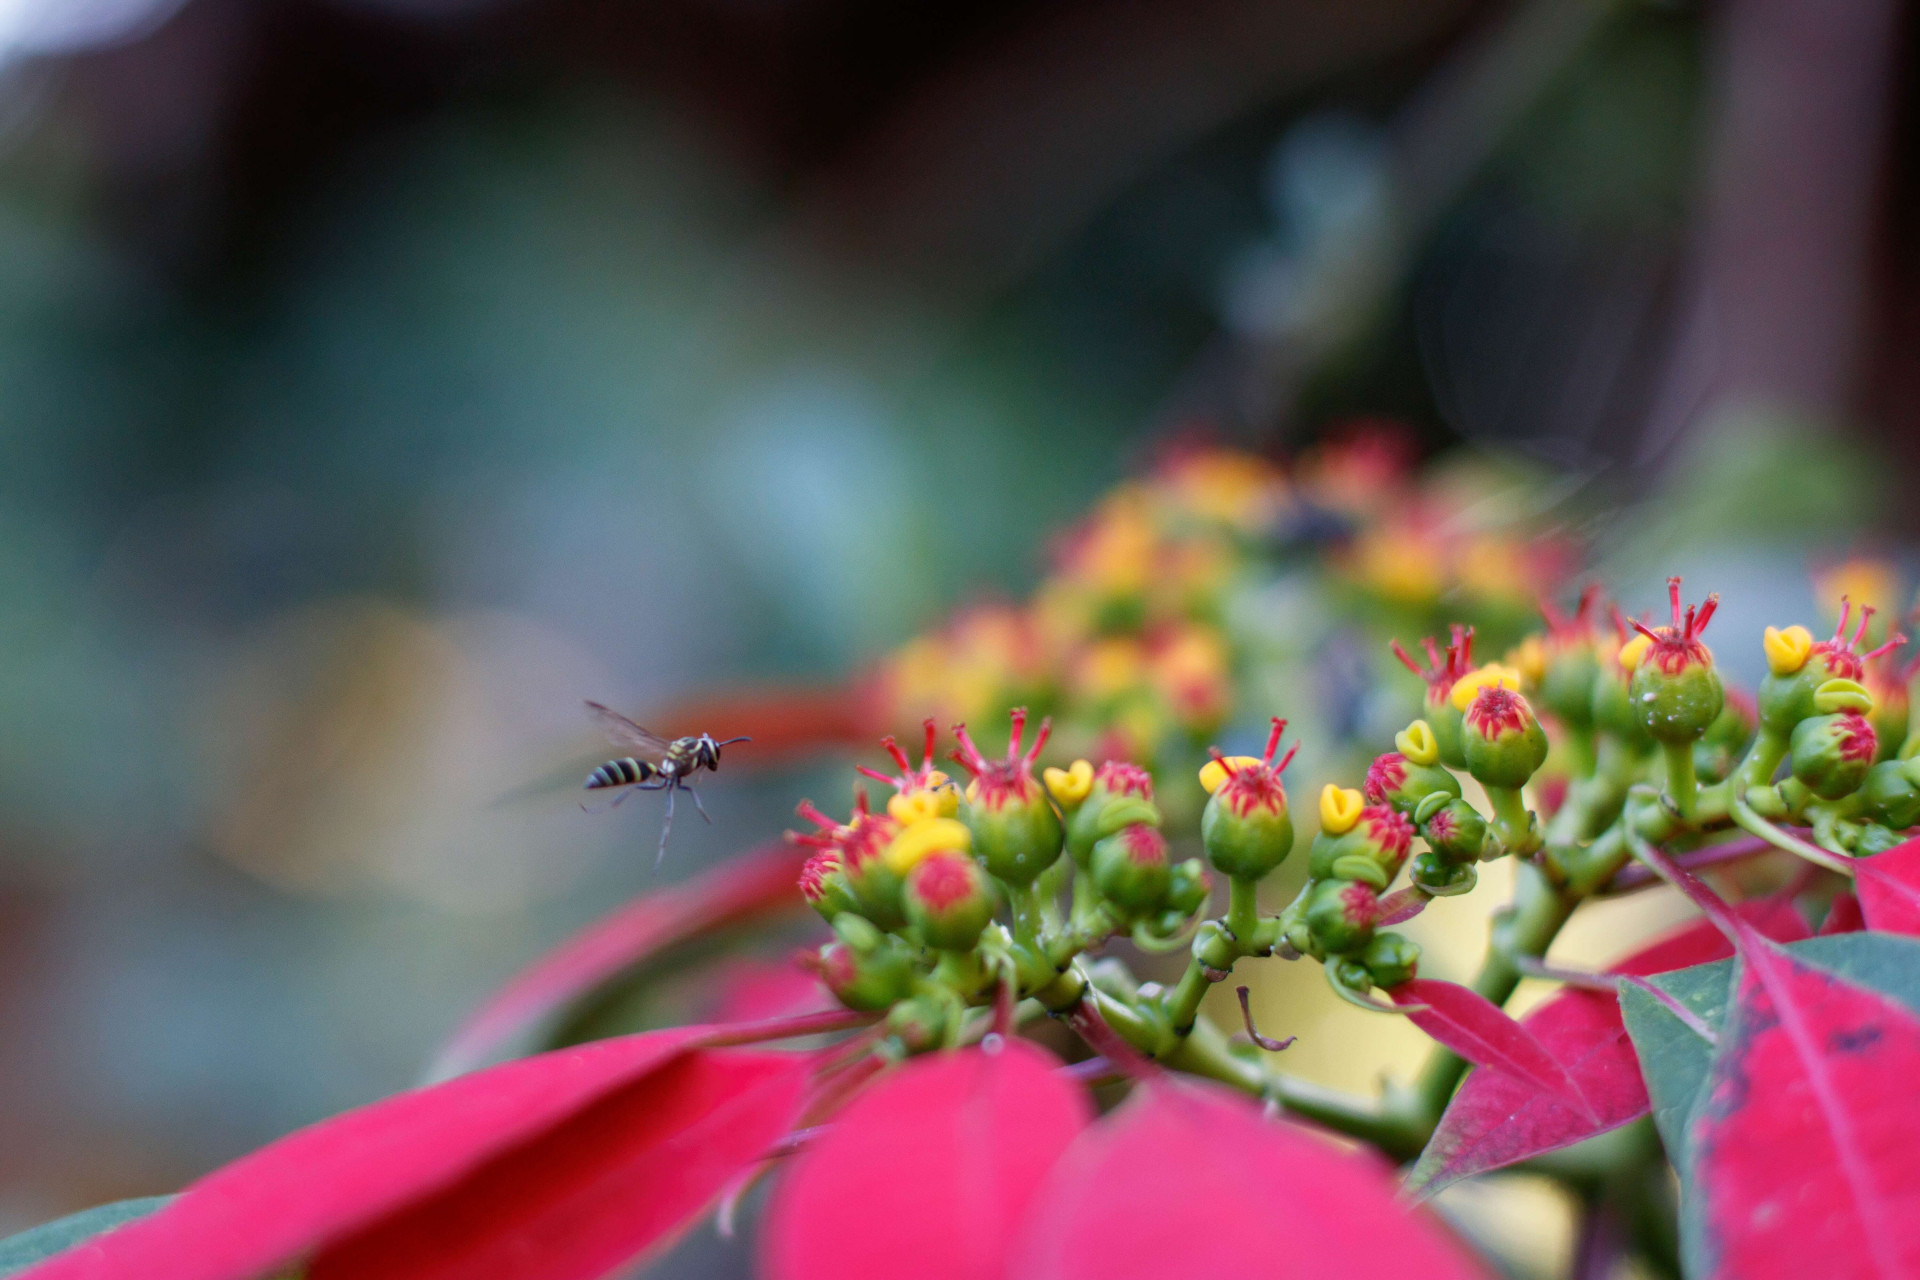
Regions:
[[1043, 759, 1095, 807], [887, 788, 958, 825], [1764, 624, 1815, 675], [1617, 633, 1653, 671], [1506, 634, 1547, 685], [1449, 663, 1522, 711], [1395, 719, 1441, 765], [883, 817, 970, 874], [1815, 558, 1901, 623], [1319, 784, 1364, 833], [1198, 755, 1260, 794]]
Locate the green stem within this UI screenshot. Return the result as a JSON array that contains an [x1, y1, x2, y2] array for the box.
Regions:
[[1486, 785, 1538, 855], [1660, 740, 1699, 821], [1226, 876, 1261, 947], [1729, 797, 1857, 876]]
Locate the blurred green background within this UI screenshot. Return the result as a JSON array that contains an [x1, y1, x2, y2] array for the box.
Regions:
[[0, 0, 1914, 1274]]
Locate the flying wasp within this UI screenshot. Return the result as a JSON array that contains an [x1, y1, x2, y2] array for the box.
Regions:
[[582, 701, 749, 862]]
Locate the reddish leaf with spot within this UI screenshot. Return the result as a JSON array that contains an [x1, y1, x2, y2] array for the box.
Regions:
[[16, 1027, 811, 1280], [431, 841, 811, 1077], [1408, 898, 1811, 1196], [1391, 979, 1595, 1118], [1687, 935, 1920, 1278], [1856, 837, 1920, 937], [763, 1041, 1089, 1280], [1006, 1079, 1487, 1279]]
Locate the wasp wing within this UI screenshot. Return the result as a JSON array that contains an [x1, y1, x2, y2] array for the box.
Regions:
[[584, 701, 676, 754]]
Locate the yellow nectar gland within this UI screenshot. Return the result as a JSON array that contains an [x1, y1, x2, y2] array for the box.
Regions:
[[1814, 678, 1874, 715], [1395, 719, 1441, 766], [884, 818, 971, 876], [1320, 784, 1364, 834], [1043, 759, 1095, 807], [1199, 755, 1261, 795], [1616, 633, 1654, 672], [1449, 663, 1523, 712], [888, 785, 959, 826], [1764, 625, 1815, 676]]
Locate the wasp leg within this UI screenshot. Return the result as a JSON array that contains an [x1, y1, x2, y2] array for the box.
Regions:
[[611, 777, 670, 809], [655, 786, 676, 865], [688, 782, 712, 824]]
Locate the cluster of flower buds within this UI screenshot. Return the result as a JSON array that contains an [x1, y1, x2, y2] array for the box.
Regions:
[[793, 711, 1214, 1052], [795, 575, 1920, 1072]]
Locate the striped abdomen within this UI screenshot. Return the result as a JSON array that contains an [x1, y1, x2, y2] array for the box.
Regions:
[[586, 757, 655, 789]]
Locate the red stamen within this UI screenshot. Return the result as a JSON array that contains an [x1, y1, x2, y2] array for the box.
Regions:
[[1667, 576, 1683, 630], [919, 719, 937, 769], [1390, 639, 1424, 677], [948, 723, 989, 776], [1691, 593, 1719, 638], [1024, 716, 1052, 765], [1866, 632, 1908, 664], [795, 800, 838, 832], [880, 735, 912, 774], [1261, 717, 1287, 766], [1007, 707, 1028, 760], [1273, 742, 1299, 773], [1835, 597, 1853, 643], [854, 765, 894, 785], [1852, 604, 1875, 649]]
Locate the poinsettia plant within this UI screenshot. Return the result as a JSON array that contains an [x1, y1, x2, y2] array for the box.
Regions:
[[8, 448, 1920, 1278]]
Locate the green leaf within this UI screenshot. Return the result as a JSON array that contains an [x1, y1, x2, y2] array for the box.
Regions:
[[1618, 961, 1732, 1167], [1787, 931, 1920, 1014], [0, 1196, 169, 1277]]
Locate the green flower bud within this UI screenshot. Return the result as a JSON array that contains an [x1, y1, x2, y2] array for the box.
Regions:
[[952, 709, 1064, 886], [1090, 822, 1172, 913], [1867, 647, 1915, 762], [1537, 584, 1603, 728], [791, 796, 905, 930], [1199, 717, 1298, 881], [1304, 876, 1377, 955], [1362, 931, 1420, 989], [1758, 600, 1903, 735], [1857, 823, 1908, 856], [1059, 761, 1160, 867], [1461, 686, 1550, 790], [1694, 686, 1756, 784], [886, 994, 950, 1053], [1789, 712, 1878, 801], [1362, 750, 1460, 815], [1418, 797, 1492, 865], [1409, 851, 1476, 896], [1625, 578, 1724, 744], [1305, 805, 1413, 890], [1390, 626, 1475, 769], [1591, 637, 1655, 752], [902, 848, 996, 950], [1861, 757, 1920, 830], [1166, 857, 1213, 916], [818, 936, 915, 1011]]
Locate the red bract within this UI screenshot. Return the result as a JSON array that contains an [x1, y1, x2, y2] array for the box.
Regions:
[[1856, 836, 1920, 936], [1005, 1079, 1487, 1279], [430, 840, 810, 1078], [1688, 936, 1920, 1278], [1409, 897, 1813, 1196], [16, 1027, 812, 1280], [1391, 979, 1595, 1119], [764, 1041, 1090, 1280], [1822, 889, 1866, 935]]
